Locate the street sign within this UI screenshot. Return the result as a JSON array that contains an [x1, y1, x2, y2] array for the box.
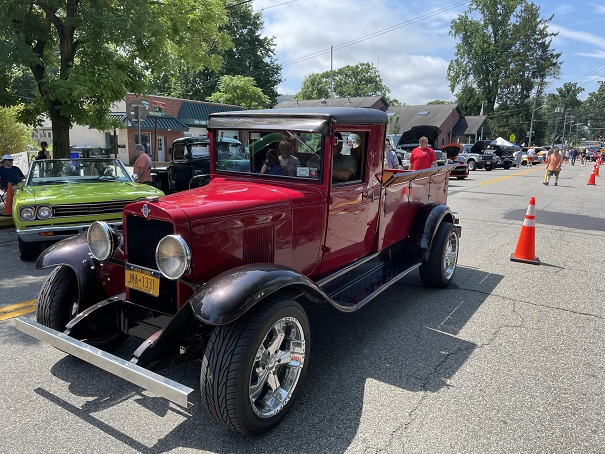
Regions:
[[509, 134, 516, 142], [127, 101, 148, 123]]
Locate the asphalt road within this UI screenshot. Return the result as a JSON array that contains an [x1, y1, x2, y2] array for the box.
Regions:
[[1, 162, 604, 453]]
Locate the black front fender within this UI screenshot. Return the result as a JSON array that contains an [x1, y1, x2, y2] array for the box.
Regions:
[[188, 263, 334, 325], [35, 234, 98, 302]]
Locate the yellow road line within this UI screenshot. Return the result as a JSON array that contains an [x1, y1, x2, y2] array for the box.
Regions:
[[475, 167, 543, 186], [0, 299, 37, 321]]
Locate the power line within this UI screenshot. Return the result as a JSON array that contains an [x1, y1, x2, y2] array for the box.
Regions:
[[282, 1, 470, 67]]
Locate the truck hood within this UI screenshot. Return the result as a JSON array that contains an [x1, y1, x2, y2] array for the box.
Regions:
[[159, 180, 294, 219]]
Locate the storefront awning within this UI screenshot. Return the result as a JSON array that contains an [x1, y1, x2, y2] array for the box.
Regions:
[[110, 113, 189, 131]]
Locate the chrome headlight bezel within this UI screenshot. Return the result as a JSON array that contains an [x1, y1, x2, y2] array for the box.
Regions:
[[36, 205, 53, 220], [155, 235, 191, 280], [19, 206, 36, 221], [87, 221, 118, 261]]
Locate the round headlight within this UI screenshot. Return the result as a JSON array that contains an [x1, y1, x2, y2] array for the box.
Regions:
[[37, 205, 53, 219], [155, 235, 191, 280], [19, 206, 36, 221], [87, 221, 115, 261]]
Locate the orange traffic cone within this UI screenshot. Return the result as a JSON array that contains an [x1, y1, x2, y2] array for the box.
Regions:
[[587, 169, 596, 185], [510, 197, 540, 265], [3, 182, 13, 216]]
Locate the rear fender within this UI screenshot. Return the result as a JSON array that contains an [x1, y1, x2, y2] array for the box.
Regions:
[[188, 263, 333, 325], [408, 204, 456, 260]]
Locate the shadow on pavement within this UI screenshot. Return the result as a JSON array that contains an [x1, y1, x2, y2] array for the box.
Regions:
[[34, 265, 501, 453]]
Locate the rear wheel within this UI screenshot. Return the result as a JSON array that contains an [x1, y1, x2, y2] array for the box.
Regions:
[[18, 238, 42, 262], [419, 222, 459, 288], [201, 296, 310, 434]]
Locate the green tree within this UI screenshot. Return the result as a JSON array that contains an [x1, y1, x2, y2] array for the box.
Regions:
[[296, 63, 390, 100], [0, 105, 32, 155], [206, 75, 270, 109], [0, 0, 230, 157], [151, 4, 281, 106], [584, 82, 605, 141], [448, 0, 560, 117]]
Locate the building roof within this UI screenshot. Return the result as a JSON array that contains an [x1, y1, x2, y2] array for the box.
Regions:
[[274, 96, 389, 111], [178, 102, 241, 127], [452, 115, 488, 135], [111, 113, 189, 131], [387, 104, 462, 132]]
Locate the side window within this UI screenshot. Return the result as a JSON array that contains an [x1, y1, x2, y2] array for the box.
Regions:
[[332, 131, 367, 184]]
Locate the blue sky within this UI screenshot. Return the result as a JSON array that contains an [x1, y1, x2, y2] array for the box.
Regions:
[[254, 0, 605, 108]]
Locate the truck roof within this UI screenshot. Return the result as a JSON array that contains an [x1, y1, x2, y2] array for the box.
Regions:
[[209, 107, 388, 133]]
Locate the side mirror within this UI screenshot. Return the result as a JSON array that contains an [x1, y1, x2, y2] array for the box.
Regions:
[[132, 173, 139, 182], [346, 134, 361, 149]]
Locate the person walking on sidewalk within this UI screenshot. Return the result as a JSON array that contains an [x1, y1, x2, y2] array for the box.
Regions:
[[544, 148, 563, 186]]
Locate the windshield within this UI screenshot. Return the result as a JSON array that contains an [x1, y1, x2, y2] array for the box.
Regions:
[[215, 130, 323, 180], [27, 159, 133, 186]]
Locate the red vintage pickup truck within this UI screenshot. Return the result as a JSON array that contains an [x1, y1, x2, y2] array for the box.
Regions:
[[16, 107, 460, 435]]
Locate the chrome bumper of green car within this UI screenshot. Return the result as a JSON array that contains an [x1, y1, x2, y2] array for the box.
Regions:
[[16, 222, 122, 243]]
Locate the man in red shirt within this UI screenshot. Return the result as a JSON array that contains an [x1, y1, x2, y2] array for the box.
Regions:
[[410, 137, 437, 170], [133, 143, 153, 184]]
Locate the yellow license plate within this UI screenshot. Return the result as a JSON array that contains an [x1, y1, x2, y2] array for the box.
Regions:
[[125, 264, 161, 297]]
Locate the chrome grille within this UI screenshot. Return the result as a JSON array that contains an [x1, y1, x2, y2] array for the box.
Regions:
[[53, 200, 134, 217]]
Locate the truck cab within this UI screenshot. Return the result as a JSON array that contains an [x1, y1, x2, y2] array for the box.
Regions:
[[16, 107, 461, 435]]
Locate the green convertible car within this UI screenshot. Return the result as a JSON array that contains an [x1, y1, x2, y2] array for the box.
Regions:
[[13, 158, 164, 261]]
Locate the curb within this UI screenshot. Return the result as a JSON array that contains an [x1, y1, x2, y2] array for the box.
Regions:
[[0, 214, 14, 228]]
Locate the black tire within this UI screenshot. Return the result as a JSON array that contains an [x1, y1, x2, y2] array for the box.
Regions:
[[467, 160, 477, 171], [419, 222, 459, 288], [456, 176, 467, 179], [200, 296, 310, 435], [18, 238, 42, 262], [503, 162, 512, 169], [37, 266, 126, 349], [485, 163, 494, 171]]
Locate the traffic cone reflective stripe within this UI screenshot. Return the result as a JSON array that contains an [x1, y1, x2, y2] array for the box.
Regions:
[[510, 197, 540, 265], [3, 182, 13, 216], [594, 163, 600, 176], [587, 169, 596, 185]]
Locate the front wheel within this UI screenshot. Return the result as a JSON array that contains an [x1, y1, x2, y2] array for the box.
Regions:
[[419, 222, 459, 288], [201, 296, 310, 434], [37, 266, 127, 349], [467, 160, 477, 171]]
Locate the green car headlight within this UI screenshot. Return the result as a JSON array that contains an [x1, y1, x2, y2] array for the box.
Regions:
[[87, 221, 117, 261], [155, 235, 191, 280], [36, 205, 53, 219], [19, 206, 36, 221]]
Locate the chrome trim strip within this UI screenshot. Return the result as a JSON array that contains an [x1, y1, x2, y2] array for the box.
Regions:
[[14, 317, 193, 408]]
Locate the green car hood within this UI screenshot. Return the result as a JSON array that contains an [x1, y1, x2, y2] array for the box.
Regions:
[[18, 182, 163, 204]]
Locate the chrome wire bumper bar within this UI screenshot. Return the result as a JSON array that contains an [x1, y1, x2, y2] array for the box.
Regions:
[[14, 317, 193, 408]]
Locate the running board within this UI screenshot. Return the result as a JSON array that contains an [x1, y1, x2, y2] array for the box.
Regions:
[[319, 247, 423, 311], [14, 318, 193, 408]]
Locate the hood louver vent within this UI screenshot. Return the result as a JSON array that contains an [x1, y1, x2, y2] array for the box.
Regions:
[[243, 225, 275, 264]]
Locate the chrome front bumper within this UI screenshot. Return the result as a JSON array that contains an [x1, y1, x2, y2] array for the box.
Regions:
[[14, 317, 193, 408], [16, 222, 122, 243]]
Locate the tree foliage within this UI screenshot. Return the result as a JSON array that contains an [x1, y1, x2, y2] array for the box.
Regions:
[[448, 0, 561, 138], [0, 105, 32, 155], [150, 4, 281, 106], [206, 75, 270, 110], [296, 63, 390, 100], [0, 0, 230, 157]]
